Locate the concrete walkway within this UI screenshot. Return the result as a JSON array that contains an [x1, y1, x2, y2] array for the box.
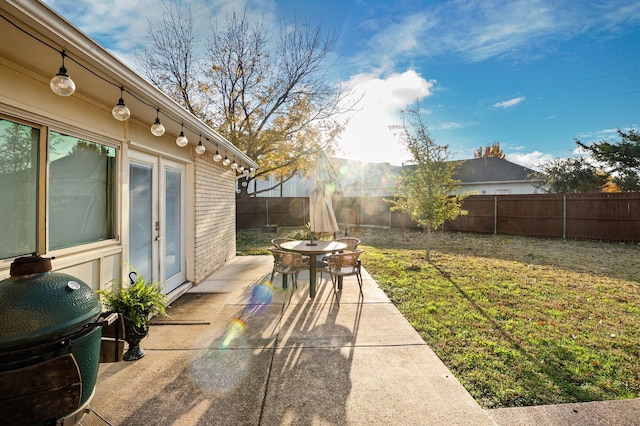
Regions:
[[83, 256, 640, 425]]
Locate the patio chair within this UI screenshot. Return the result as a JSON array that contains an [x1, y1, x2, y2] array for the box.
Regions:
[[319, 237, 361, 280], [271, 238, 295, 249], [269, 248, 309, 289], [334, 237, 361, 251], [322, 249, 364, 295], [271, 238, 310, 266]]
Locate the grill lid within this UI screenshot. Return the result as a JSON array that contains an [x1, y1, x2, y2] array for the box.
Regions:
[[0, 254, 101, 349]]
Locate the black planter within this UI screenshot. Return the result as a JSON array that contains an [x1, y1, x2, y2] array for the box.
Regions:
[[123, 321, 148, 361]]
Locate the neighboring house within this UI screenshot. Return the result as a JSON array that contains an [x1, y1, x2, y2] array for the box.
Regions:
[[454, 157, 538, 195], [0, 0, 256, 302], [250, 156, 536, 197]]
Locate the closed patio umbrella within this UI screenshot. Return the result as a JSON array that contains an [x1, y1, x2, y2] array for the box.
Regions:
[[309, 178, 339, 238]]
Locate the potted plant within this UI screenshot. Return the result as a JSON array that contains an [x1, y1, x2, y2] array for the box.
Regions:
[[99, 270, 168, 361]]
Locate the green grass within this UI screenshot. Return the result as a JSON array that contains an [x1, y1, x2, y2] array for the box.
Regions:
[[237, 227, 640, 408]]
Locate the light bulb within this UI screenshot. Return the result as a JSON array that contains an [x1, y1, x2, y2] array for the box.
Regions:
[[222, 156, 231, 166], [195, 141, 206, 154], [176, 131, 188, 147], [237, 165, 244, 172], [50, 52, 75, 96], [213, 150, 222, 162], [231, 160, 238, 170], [243, 168, 250, 175], [150, 117, 165, 136], [112, 98, 130, 121]]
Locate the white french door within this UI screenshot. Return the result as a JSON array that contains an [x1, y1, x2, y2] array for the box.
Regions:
[[129, 151, 186, 294]]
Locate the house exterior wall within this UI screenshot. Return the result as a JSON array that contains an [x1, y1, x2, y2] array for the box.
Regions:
[[193, 154, 237, 283], [0, 55, 127, 290], [0, 16, 241, 293]]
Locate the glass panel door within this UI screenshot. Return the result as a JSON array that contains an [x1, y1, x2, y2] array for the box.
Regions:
[[129, 161, 156, 282], [161, 159, 185, 293], [129, 152, 185, 294]]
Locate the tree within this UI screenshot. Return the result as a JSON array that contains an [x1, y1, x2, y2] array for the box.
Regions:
[[473, 141, 506, 159], [575, 128, 640, 191], [387, 104, 468, 261], [532, 157, 607, 193], [138, 1, 202, 117], [139, 4, 355, 196]]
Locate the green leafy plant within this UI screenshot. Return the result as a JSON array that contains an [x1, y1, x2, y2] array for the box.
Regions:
[[99, 269, 168, 329]]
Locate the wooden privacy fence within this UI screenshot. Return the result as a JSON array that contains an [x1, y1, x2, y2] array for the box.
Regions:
[[236, 192, 640, 242]]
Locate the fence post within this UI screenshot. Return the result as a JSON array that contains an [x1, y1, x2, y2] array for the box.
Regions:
[[265, 199, 269, 226], [494, 196, 498, 234], [563, 195, 567, 239]]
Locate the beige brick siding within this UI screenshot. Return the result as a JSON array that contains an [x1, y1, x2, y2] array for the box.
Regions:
[[193, 153, 237, 283]]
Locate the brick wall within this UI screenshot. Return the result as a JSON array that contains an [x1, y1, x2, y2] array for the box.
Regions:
[[193, 153, 237, 283]]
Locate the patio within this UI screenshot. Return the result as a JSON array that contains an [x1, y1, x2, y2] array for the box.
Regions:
[[82, 256, 640, 425]]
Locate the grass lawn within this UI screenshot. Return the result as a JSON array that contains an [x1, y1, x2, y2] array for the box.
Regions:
[[236, 227, 640, 408]]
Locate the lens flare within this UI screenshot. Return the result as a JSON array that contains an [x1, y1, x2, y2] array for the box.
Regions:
[[246, 281, 273, 316], [220, 318, 246, 349]]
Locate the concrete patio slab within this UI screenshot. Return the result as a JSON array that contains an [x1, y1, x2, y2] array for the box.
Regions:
[[82, 255, 639, 426]]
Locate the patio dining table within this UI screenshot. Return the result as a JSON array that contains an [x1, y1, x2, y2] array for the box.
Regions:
[[279, 240, 347, 298]]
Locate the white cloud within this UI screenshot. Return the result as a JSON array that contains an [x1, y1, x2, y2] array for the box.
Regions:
[[507, 151, 553, 170], [438, 121, 466, 130], [493, 96, 525, 109], [353, 0, 640, 68], [42, 0, 276, 71], [336, 70, 436, 166]]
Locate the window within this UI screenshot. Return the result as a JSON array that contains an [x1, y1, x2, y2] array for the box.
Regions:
[[49, 131, 116, 250], [0, 118, 39, 259], [0, 117, 117, 259]]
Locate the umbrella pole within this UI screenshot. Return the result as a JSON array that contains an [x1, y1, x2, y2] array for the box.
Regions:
[[307, 233, 317, 246]]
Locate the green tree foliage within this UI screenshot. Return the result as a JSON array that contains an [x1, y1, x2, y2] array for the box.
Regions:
[[387, 104, 468, 261], [532, 157, 607, 193], [575, 128, 640, 191], [139, 3, 355, 196], [473, 141, 506, 159]]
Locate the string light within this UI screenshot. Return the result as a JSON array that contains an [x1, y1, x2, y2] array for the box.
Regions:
[[222, 155, 231, 166], [1, 12, 255, 168], [231, 158, 238, 170], [150, 109, 165, 136], [195, 135, 206, 154], [213, 143, 222, 162], [50, 50, 75, 96], [112, 87, 130, 121], [176, 123, 188, 147]]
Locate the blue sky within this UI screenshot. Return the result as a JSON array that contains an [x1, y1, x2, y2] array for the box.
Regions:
[[44, 0, 640, 168]]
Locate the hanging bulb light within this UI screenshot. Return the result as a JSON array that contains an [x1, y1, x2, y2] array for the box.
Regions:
[[195, 135, 206, 154], [231, 158, 238, 170], [237, 165, 244, 173], [150, 109, 165, 136], [213, 144, 222, 162], [222, 155, 231, 166], [176, 123, 188, 147], [243, 168, 250, 175], [112, 87, 130, 121], [50, 50, 75, 96]]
